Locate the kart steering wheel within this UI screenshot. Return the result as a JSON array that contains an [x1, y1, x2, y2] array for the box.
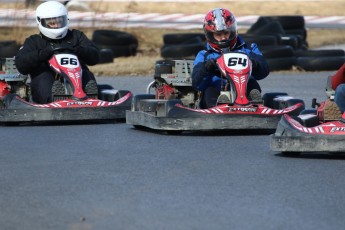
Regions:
[[51, 46, 75, 54]]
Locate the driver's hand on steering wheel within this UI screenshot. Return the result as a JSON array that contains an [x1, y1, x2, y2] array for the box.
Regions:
[[38, 46, 53, 61], [205, 59, 217, 72]]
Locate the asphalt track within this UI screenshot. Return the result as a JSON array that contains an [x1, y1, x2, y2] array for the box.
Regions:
[[1, 70, 345, 230]]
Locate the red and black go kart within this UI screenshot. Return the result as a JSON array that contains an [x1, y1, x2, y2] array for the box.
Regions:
[[271, 71, 345, 154], [0, 47, 132, 124], [126, 51, 305, 134]]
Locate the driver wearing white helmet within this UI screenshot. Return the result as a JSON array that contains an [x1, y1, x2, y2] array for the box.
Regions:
[[15, 1, 99, 104]]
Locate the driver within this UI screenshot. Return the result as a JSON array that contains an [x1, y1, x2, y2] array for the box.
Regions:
[[15, 1, 99, 104], [192, 8, 269, 108], [331, 63, 345, 113]]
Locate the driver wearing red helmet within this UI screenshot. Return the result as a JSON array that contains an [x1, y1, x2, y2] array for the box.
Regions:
[[192, 8, 269, 108]]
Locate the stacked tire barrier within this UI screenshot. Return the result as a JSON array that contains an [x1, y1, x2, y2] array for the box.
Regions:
[[159, 16, 344, 71], [0, 41, 21, 59], [91, 30, 139, 64], [246, 15, 345, 71], [160, 33, 206, 59]]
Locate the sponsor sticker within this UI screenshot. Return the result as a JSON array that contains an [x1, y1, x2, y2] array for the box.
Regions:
[[66, 101, 93, 106], [330, 127, 345, 133], [228, 107, 257, 112]]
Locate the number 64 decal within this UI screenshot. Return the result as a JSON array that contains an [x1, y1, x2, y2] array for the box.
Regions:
[[227, 57, 248, 67]]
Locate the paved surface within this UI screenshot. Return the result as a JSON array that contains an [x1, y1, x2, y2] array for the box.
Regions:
[[2, 71, 345, 230]]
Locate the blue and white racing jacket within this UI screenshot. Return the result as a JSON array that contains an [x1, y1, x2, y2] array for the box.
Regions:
[[191, 36, 270, 91]]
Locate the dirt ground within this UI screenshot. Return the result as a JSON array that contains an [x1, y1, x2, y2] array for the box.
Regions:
[[1, 1, 344, 76]]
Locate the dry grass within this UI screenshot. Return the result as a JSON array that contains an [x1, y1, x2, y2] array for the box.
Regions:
[[1, 1, 345, 76]]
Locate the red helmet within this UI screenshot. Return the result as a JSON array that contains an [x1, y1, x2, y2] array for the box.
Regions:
[[203, 8, 238, 52]]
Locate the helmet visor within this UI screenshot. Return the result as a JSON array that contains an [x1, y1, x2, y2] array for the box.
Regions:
[[41, 15, 68, 29], [213, 27, 237, 42]]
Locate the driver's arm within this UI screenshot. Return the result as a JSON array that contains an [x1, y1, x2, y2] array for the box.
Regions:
[[192, 51, 218, 91], [15, 35, 50, 75], [240, 43, 270, 80], [331, 63, 345, 90], [72, 30, 100, 66]]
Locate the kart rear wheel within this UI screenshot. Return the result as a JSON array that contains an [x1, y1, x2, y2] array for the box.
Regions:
[[98, 84, 114, 90], [275, 98, 305, 109], [262, 92, 288, 108]]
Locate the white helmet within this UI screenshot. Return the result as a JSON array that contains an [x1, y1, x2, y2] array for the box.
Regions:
[[36, 1, 69, 39]]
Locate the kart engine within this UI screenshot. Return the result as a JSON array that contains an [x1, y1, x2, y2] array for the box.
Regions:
[[153, 60, 199, 108], [0, 58, 29, 100]]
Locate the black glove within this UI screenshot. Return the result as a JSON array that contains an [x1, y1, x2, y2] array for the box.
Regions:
[[205, 59, 217, 72], [38, 46, 53, 62], [73, 46, 87, 57]]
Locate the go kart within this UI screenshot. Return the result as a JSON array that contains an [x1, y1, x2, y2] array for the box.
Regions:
[[126, 51, 305, 134], [0, 48, 132, 124], [271, 74, 345, 153]]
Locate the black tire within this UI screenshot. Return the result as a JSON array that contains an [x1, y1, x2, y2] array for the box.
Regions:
[[98, 84, 114, 90], [283, 34, 304, 48], [261, 45, 294, 58], [95, 43, 138, 57], [246, 16, 272, 34], [266, 57, 296, 71], [296, 56, 345, 71], [98, 49, 114, 64], [160, 43, 204, 59], [0, 40, 17, 47], [117, 90, 132, 99], [300, 109, 317, 115], [241, 34, 279, 47], [275, 98, 305, 112], [294, 49, 345, 57], [92, 30, 138, 46], [247, 21, 285, 36], [155, 59, 176, 66], [264, 16, 305, 30], [163, 33, 205, 45], [298, 112, 319, 127], [262, 92, 288, 108], [284, 28, 308, 41], [280, 36, 299, 49], [0, 43, 20, 59]]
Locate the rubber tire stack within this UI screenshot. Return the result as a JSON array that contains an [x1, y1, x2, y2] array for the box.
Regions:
[[92, 30, 139, 63], [0, 40, 21, 59], [246, 15, 345, 71], [160, 33, 206, 59]]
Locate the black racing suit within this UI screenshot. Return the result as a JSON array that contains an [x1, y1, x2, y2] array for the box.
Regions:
[[15, 29, 99, 104]]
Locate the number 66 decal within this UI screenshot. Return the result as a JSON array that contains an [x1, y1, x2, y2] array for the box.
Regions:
[[55, 54, 80, 68], [60, 57, 78, 65]]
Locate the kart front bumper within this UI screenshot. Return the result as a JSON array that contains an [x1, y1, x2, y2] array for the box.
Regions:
[[126, 110, 281, 132]]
